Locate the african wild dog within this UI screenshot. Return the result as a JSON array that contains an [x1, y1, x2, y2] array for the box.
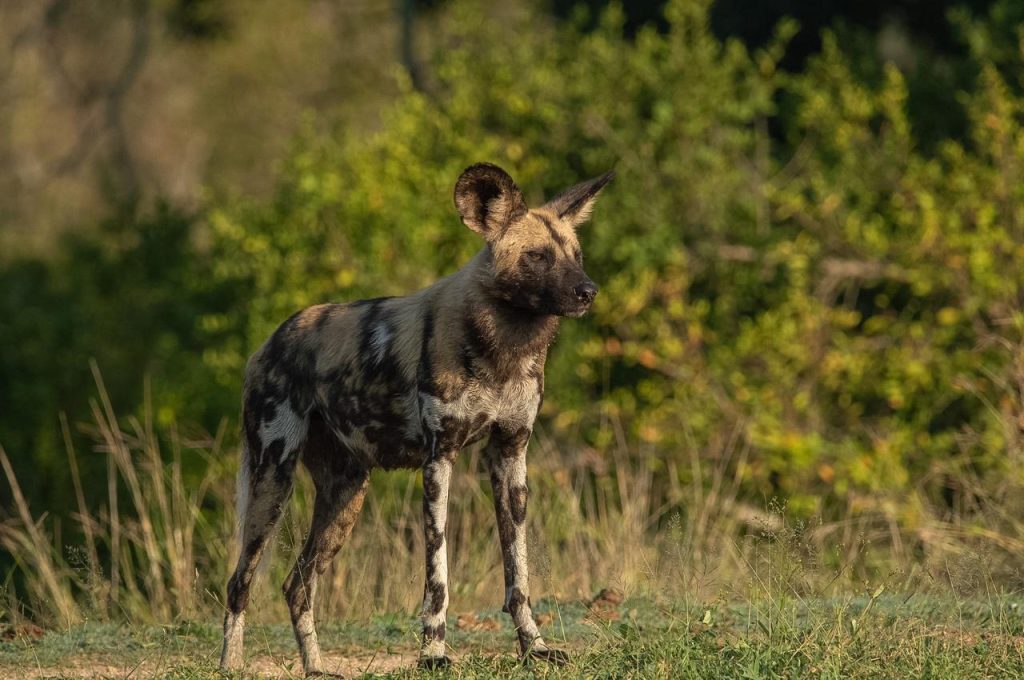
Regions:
[[219, 163, 613, 675]]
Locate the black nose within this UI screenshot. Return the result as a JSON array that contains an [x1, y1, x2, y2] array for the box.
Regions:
[[573, 281, 598, 304]]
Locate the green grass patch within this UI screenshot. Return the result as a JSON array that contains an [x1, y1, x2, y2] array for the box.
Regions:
[[2, 595, 1021, 679]]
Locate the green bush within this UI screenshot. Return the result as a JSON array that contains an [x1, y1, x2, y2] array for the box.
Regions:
[[203, 0, 1024, 524]]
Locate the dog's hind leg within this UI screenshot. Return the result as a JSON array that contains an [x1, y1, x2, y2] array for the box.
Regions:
[[283, 417, 370, 677], [220, 403, 307, 670]]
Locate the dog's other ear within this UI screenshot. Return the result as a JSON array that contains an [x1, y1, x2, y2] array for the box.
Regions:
[[544, 170, 615, 229], [454, 163, 527, 241]]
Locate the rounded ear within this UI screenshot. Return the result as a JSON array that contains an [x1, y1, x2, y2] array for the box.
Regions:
[[543, 170, 615, 228], [454, 163, 527, 240]]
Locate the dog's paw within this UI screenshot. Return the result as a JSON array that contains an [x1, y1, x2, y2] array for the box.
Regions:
[[418, 655, 452, 671], [527, 647, 571, 665]]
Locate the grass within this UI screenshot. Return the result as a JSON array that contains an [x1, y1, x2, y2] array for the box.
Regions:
[[1, 372, 1024, 677], [0, 595, 1022, 678]]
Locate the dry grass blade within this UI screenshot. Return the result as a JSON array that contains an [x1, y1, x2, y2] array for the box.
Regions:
[[1, 366, 1024, 628], [61, 412, 105, 615], [0, 445, 81, 627], [89, 361, 169, 618]]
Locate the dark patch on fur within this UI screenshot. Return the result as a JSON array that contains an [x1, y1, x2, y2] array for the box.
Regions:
[[273, 463, 294, 487], [423, 469, 442, 503], [509, 426, 532, 452], [424, 522, 444, 555], [263, 309, 304, 365], [244, 537, 263, 560], [509, 485, 528, 525], [465, 412, 491, 446], [357, 299, 389, 376], [459, 344, 477, 381], [243, 381, 280, 460], [301, 412, 369, 485], [261, 310, 319, 415], [490, 426, 531, 459], [425, 580, 447, 616], [505, 587, 527, 616], [265, 438, 286, 465], [433, 415, 478, 453], [326, 384, 418, 469], [461, 302, 558, 382], [462, 312, 493, 364], [422, 623, 446, 643], [348, 295, 395, 309], [258, 435, 298, 488], [418, 305, 437, 396], [226, 573, 247, 613], [490, 475, 518, 588], [282, 565, 313, 615], [348, 299, 417, 466], [322, 366, 355, 436], [364, 415, 419, 464], [537, 213, 566, 247], [314, 304, 336, 331]]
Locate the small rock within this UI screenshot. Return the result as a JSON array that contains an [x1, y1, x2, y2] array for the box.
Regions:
[[455, 613, 501, 632], [0, 623, 45, 641], [584, 587, 625, 622], [589, 587, 625, 608]]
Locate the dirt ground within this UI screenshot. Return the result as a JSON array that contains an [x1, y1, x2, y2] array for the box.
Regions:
[[8, 650, 420, 678]]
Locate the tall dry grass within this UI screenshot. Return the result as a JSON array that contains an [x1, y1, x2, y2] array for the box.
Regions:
[[1, 371, 1023, 629]]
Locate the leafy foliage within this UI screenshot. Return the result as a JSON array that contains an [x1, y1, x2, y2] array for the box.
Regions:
[[199, 0, 1024, 527], [3, 0, 1024, 561]]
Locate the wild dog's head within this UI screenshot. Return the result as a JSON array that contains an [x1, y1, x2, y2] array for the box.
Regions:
[[455, 163, 613, 318]]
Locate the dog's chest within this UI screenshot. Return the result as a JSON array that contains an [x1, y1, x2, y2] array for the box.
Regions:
[[427, 374, 541, 442]]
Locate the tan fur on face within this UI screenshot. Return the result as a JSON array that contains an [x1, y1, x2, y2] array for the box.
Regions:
[[491, 210, 580, 271]]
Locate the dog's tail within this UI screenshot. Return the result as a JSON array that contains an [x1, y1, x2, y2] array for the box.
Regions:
[[234, 441, 253, 536]]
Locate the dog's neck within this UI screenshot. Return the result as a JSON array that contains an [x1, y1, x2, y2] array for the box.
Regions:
[[460, 249, 559, 380]]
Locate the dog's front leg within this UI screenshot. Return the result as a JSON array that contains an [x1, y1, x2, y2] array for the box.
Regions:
[[487, 427, 569, 665], [419, 452, 454, 668]]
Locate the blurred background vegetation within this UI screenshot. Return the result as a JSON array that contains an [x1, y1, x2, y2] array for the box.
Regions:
[[3, 0, 1024, 624]]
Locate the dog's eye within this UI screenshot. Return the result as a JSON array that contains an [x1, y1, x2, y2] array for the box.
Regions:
[[526, 251, 545, 263]]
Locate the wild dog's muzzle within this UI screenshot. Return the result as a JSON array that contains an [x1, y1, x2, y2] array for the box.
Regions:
[[563, 276, 598, 317], [573, 279, 598, 305]]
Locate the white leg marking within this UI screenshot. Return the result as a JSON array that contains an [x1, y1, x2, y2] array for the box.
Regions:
[[421, 457, 452, 660], [296, 609, 323, 673], [220, 611, 245, 668]]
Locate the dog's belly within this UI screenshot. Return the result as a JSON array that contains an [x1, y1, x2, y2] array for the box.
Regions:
[[318, 386, 422, 469], [319, 378, 539, 469]]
